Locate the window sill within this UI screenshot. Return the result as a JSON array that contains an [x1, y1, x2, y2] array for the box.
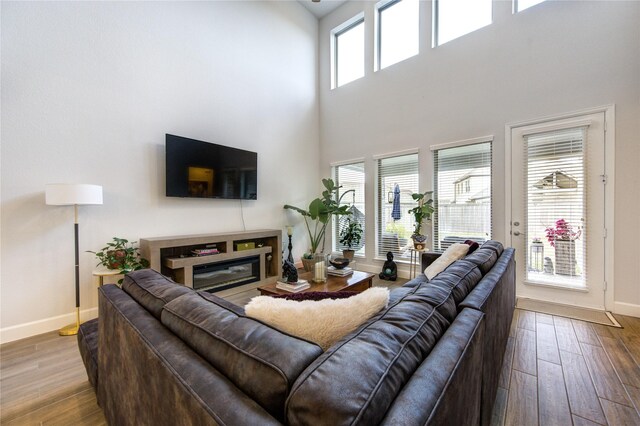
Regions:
[[523, 279, 589, 293]]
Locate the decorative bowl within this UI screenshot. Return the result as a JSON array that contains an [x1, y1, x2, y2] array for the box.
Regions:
[[329, 257, 350, 270]]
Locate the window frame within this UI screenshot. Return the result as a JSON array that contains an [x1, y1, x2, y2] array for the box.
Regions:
[[331, 160, 367, 256], [331, 13, 365, 89], [374, 0, 420, 72], [431, 136, 493, 251], [374, 150, 420, 261]]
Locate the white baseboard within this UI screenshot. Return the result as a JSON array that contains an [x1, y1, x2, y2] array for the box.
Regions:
[[0, 307, 98, 345], [613, 302, 640, 318]]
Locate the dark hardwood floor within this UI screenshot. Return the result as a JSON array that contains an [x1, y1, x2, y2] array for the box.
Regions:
[[3, 280, 640, 425]]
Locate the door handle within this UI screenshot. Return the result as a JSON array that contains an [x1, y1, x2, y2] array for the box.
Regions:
[[513, 231, 521, 236]]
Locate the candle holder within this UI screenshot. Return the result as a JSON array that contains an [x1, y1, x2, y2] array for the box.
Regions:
[[287, 235, 294, 263], [312, 253, 328, 283]]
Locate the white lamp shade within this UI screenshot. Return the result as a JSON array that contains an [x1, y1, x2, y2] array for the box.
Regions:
[[45, 184, 103, 206]]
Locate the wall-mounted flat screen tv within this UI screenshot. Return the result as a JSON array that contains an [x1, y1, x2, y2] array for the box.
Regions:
[[166, 134, 257, 200]]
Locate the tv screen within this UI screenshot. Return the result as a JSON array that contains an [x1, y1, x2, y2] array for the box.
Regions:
[[165, 134, 257, 200]]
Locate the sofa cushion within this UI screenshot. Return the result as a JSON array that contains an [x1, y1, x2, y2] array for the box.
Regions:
[[480, 240, 504, 257], [161, 291, 323, 421], [77, 318, 99, 391], [428, 259, 483, 305], [286, 288, 451, 426], [121, 269, 192, 319], [464, 247, 499, 275], [246, 287, 390, 351], [424, 243, 470, 280]]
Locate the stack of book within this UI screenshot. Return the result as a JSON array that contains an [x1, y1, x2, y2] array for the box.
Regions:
[[192, 248, 219, 256], [328, 266, 353, 277], [276, 279, 310, 293]]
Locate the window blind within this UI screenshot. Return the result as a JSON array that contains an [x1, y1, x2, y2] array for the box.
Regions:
[[376, 153, 419, 259], [433, 142, 492, 251], [333, 162, 366, 255], [524, 127, 586, 287]]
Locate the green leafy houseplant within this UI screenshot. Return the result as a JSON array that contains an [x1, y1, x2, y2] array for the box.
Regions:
[[88, 237, 150, 283], [408, 191, 434, 247], [339, 218, 363, 260], [284, 178, 354, 261]]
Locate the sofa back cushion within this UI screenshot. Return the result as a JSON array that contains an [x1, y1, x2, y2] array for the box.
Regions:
[[464, 247, 499, 275], [480, 240, 504, 257], [121, 269, 192, 319], [286, 289, 451, 426], [161, 291, 323, 421], [429, 259, 483, 306]]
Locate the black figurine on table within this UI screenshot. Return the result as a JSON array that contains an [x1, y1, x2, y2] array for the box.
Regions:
[[379, 251, 398, 281], [282, 259, 299, 283]]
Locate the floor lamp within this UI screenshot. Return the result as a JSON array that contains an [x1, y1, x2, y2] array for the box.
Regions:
[[46, 183, 103, 336]]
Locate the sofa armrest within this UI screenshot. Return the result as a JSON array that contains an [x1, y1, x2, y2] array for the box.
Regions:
[[98, 285, 280, 426], [381, 308, 485, 426], [421, 252, 442, 272]]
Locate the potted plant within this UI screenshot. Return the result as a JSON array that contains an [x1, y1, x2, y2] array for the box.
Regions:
[[408, 191, 434, 250], [88, 237, 150, 283], [284, 178, 353, 271], [545, 219, 581, 276], [339, 218, 363, 261]]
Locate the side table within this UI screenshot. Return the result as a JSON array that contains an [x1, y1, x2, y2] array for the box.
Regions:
[[409, 248, 426, 279], [93, 269, 122, 286]]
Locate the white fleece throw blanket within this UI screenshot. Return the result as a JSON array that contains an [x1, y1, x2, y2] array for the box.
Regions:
[[245, 287, 390, 351]]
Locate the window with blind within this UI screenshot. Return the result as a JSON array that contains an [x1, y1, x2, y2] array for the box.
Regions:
[[376, 153, 419, 259], [433, 142, 492, 251], [525, 128, 586, 288], [333, 162, 366, 255]]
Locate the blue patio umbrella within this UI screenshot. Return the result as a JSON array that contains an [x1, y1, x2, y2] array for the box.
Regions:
[[391, 184, 401, 221]]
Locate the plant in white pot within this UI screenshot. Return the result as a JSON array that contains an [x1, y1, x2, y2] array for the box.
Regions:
[[339, 218, 363, 261], [408, 191, 434, 250], [284, 178, 353, 271]]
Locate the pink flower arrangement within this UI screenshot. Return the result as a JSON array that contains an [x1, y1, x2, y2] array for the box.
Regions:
[[545, 219, 581, 247]]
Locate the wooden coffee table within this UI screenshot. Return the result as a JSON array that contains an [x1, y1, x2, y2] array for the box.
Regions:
[[257, 270, 375, 296]]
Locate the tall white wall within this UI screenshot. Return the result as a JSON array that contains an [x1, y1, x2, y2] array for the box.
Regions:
[[319, 1, 640, 310], [0, 1, 320, 342]]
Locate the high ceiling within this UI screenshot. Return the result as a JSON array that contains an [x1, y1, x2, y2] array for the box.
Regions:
[[297, 0, 347, 19]]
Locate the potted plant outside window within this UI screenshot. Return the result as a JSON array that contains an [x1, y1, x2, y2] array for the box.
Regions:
[[87, 237, 150, 284], [545, 219, 581, 276], [284, 178, 354, 271], [339, 218, 363, 261], [408, 191, 434, 250]]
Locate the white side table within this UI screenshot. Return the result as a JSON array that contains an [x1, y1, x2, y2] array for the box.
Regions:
[[93, 269, 123, 286], [409, 248, 426, 279]]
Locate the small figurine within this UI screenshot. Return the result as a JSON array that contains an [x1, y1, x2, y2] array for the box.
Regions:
[[543, 257, 554, 274], [282, 259, 299, 283], [379, 251, 398, 281]]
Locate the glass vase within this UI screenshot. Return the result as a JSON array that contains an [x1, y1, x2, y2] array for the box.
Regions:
[[312, 253, 328, 283]]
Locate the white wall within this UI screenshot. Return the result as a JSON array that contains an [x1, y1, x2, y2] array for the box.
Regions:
[[319, 1, 640, 309], [0, 1, 320, 342]]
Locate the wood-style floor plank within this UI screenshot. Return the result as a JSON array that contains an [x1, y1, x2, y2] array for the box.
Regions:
[[537, 359, 572, 425], [517, 310, 536, 332], [513, 328, 537, 376], [560, 350, 607, 424], [599, 336, 640, 388], [509, 309, 519, 338], [535, 312, 554, 325], [600, 398, 640, 425], [499, 337, 515, 389], [580, 342, 632, 406], [591, 323, 617, 339], [490, 387, 508, 426], [572, 319, 602, 347], [536, 322, 561, 364], [572, 414, 605, 426], [625, 384, 640, 415], [505, 370, 538, 426], [554, 315, 583, 354]]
